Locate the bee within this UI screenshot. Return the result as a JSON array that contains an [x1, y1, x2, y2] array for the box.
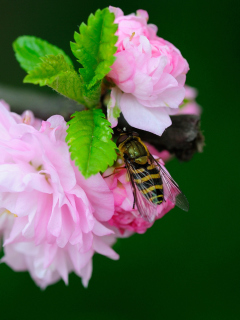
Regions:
[[116, 128, 189, 222]]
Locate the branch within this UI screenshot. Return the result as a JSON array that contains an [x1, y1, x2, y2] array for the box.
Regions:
[[0, 84, 204, 161], [114, 114, 205, 162], [0, 83, 84, 120]]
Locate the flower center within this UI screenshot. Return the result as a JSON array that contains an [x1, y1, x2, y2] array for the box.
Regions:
[[29, 162, 51, 184]]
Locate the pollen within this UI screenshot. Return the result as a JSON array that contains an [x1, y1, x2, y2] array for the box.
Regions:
[[36, 164, 43, 171], [0, 209, 18, 218], [29, 161, 51, 184], [23, 115, 31, 124], [129, 32, 135, 41]]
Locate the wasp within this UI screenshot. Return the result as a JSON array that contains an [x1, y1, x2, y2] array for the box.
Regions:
[[116, 128, 189, 222]]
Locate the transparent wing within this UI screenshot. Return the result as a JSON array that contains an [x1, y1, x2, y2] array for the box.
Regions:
[[125, 160, 157, 223], [150, 156, 189, 211]]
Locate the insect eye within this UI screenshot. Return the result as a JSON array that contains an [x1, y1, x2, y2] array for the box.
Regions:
[[132, 132, 139, 137], [116, 134, 128, 146]]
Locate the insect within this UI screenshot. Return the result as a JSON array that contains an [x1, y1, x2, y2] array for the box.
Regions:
[[116, 128, 189, 222]]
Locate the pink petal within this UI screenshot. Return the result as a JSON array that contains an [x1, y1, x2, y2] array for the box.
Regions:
[[176, 74, 186, 87], [56, 205, 74, 248], [184, 85, 198, 100], [132, 71, 153, 99], [153, 73, 178, 95], [69, 224, 83, 246], [1, 244, 27, 271], [93, 236, 119, 260], [0, 164, 26, 192], [92, 220, 114, 236], [108, 51, 136, 84], [149, 56, 168, 82], [107, 87, 123, 128], [56, 250, 69, 284], [43, 243, 58, 268], [155, 86, 186, 109], [120, 94, 172, 136], [76, 173, 114, 222], [47, 203, 62, 237], [109, 6, 124, 18], [22, 211, 36, 238], [3, 217, 28, 245], [68, 244, 93, 271], [79, 232, 93, 253], [136, 10, 149, 21], [80, 260, 92, 288]]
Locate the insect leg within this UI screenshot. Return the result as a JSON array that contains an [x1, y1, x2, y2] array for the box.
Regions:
[[133, 192, 136, 209], [103, 166, 126, 178]]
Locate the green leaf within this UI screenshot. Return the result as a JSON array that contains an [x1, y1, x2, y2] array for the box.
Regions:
[[66, 109, 117, 178], [80, 82, 101, 109], [70, 8, 118, 108], [13, 35, 73, 72], [24, 54, 84, 104]]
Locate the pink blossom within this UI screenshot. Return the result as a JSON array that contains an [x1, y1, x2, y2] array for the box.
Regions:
[[21, 110, 42, 129], [2, 231, 117, 288], [0, 99, 42, 129], [0, 101, 118, 287], [107, 7, 189, 136], [178, 85, 202, 115], [103, 157, 175, 235]]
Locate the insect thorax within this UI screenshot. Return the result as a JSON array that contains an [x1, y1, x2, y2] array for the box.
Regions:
[[120, 137, 148, 165]]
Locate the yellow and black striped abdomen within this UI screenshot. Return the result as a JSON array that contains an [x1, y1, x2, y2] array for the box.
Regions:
[[131, 164, 164, 205]]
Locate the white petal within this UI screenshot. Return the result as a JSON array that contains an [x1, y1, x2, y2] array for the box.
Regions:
[[120, 94, 172, 136]]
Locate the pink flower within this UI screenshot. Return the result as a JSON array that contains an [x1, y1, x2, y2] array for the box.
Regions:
[[2, 231, 117, 288], [107, 7, 189, 136], [178, 85, 202, 115], [0, 101, 118, 287], [0, 99, 42, 129], [103, 156, 175, 235]]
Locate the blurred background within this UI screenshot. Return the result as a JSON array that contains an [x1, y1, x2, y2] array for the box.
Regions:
[[0, 0, 240, 319]]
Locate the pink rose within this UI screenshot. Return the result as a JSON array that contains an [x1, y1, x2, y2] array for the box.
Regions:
[[107, 7, 189, 136], [0, 101, 118, 287], [103, 155, 175, 235]]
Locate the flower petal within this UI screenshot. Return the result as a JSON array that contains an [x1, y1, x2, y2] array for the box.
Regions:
[[93, 236, 119, 260], [120, 94, 172, 135]]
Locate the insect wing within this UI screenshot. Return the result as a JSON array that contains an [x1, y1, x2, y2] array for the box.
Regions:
[[150, 156, 189, 211], [126, 160, 157, 223]]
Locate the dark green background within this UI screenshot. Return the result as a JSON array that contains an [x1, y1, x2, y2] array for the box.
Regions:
[[1, 0, 240, 319]]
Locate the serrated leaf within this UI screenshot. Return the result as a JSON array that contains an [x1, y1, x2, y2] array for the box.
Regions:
[[13, 36, 73, 72], [24, 54, 84, 104], [66, 109, 117, 178], [70, 8, 118, 108], [81, 82, 101, 109]]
